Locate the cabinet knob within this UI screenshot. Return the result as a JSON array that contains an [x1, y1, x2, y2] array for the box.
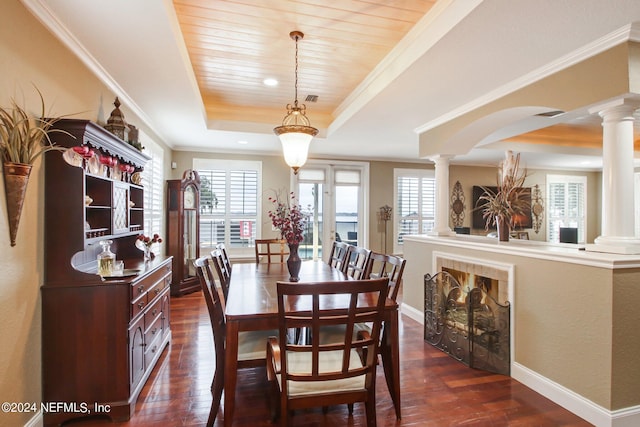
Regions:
[[138, 302, 145, 309], [152, 309, 158, 316], [151, 345, 157, 354], [138, 286, 145, 294], [154, 288, 160, 295], [151, 327, 158, 335]]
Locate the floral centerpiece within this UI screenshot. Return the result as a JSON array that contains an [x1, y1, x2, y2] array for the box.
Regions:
[[136, 233, 162, 260], [267, 191, 309, 244], [477, 151, 530, 241], [267, 191, 309, 281]]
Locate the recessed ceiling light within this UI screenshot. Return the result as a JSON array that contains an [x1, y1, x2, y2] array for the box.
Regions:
[[237, 140, 249, 145], [263, 78, 278, 87]]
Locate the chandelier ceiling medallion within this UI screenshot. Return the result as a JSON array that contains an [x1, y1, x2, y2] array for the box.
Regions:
[[273, 30, 318, 174]]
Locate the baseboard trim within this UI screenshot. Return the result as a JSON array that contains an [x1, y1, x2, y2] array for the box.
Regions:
[[400, 304, 640, 427], [24, 412, 42, 427], [400, 302, 423, 324], [512, 362, 640, 427]]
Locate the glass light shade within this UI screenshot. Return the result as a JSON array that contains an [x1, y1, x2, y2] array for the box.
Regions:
[[274, 126, 316, 173]]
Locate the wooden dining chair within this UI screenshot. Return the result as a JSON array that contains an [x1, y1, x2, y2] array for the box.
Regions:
[[344, 245, 371, 279], [327, 240, 350, 271], [215, 242, 232, 273], [365, 251, 407, 302], [266, 278, 390, 427], [209, 249, 231, 299], [194, 256, 277, 426], [255, 238, 288, 263]]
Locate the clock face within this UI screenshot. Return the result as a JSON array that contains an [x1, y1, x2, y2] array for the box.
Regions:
[[184, 186, 196, 209]]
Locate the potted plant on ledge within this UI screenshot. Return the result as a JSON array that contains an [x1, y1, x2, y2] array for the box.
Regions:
[[477, 151, 530, 242], [0, 88, 70, 246]]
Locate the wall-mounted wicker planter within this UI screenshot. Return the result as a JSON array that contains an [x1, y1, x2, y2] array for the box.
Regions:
[[3, 162, 32, 246]]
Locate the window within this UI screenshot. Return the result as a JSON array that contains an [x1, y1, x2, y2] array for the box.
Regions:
[[140, 134, 164, 243], [546, 175, 587, 243], [193, 159, 261, 256], [394, 169, 436, 253]]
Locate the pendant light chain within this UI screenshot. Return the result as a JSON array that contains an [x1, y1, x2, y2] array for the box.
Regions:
[[273, 30, 318, 174], [294, 34, 299, 108]]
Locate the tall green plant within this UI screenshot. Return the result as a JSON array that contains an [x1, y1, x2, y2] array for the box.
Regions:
[[0, 87, 69, 164]]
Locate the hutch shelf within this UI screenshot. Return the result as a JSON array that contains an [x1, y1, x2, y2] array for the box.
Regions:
[[42, 119, 172, 426]]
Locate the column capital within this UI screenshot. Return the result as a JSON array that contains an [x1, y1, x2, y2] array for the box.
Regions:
[[428, 154, 455, 164], [588, 97, 640, 122]]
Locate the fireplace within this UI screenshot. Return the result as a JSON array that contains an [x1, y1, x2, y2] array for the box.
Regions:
[[424, 253, 512, 375]]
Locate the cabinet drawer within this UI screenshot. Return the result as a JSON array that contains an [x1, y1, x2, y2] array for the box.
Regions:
[[144, 317, 164, 369], [139, 263, 171, 293], [131, 293, 148, 319], [144, 294, 163, 329], [146, 274, 170, 304], [144, 309, 163, 343]]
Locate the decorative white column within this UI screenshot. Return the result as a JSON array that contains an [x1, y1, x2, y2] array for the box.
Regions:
[[587, 98, 640, 254], [428, 154, 456, 236]]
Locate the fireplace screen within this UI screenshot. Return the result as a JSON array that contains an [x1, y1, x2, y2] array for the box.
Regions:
[[424, 271, 510, 376]]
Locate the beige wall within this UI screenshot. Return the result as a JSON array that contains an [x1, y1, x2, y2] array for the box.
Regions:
[[0, 2, 619, 426], [450, 164, 601, 242], [368, 160, 434, 253], [0, 2, 169, 426], [170, 149, 604, 250], [403, 236, 640, 412], [170, 150, 291, 244]]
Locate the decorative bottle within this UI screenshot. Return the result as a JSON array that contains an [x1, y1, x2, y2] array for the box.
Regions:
[[97, 239, 115, 276]]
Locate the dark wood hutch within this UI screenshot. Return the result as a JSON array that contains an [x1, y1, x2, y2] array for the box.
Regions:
[[42, 119, 172, 426]]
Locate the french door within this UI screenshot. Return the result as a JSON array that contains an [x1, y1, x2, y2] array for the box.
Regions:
[[293, 161, 369, 261]]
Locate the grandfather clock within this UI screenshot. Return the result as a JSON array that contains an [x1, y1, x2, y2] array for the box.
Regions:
[[166, 169, 201, 296]]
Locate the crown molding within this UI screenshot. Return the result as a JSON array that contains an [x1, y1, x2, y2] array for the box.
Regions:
[[415, 23, 640, 135], [20, 0, 162, 145]]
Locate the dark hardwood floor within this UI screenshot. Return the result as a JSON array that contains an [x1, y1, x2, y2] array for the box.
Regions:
[[65, 290, 592, 427]]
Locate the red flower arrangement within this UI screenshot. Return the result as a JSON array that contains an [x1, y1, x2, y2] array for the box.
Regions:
[[137, 233, 162, 247], [267, 192, 309, 244]]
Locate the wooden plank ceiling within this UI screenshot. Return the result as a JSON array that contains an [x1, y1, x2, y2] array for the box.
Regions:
[[172, 0, 437, 129]]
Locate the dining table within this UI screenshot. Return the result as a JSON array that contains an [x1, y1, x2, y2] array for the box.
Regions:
[[223, 260, 401, 426]]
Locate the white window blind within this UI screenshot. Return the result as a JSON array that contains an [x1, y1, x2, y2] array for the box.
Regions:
[[546, 175, 586, 243], [140, 135, 164, 244], [394, 169, 435, 252], [194, 159, 261, 254]]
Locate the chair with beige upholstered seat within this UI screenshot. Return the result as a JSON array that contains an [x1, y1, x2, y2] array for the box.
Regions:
[[194, 256, 277, 426], [209, 249, 231, 299], [344, 245, 371, 279], [365, 251, 406, 302], [266, 278, 389, 427], [327, 240, 350, 272], [215, 242, 232, 273], [255, 238, 288, 263]]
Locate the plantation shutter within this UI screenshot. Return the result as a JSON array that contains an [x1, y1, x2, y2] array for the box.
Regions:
[[194, 159, 261, 254], [394, 170, 436, 250], [546, 175, 586, 243]]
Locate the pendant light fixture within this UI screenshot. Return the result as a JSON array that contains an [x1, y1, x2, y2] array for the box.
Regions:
[[273, 31, 318, 174]]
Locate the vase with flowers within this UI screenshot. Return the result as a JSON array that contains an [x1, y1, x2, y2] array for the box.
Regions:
[[136, 233, 163, 261], [267, 191, 309, 281], [477, 151, 530, 242]]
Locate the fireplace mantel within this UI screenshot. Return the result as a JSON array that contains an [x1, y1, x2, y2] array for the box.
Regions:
[[401, 234, 640, 427]]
